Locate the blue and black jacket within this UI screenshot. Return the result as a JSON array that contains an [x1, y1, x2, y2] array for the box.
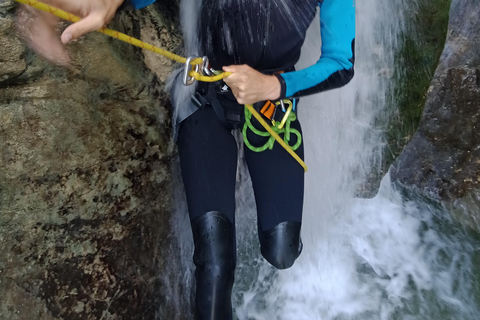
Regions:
[[128, 0, 355, 99]]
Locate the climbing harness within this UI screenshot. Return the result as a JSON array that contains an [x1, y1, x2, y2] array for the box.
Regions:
[[192, 81, 245, 130], [16, 0, 307, 172]]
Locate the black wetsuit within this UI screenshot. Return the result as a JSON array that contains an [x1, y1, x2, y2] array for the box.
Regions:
[[200, 0, 318, 72], [178, 0, 314, 232], [177, 0, 355, 229], [130, 1, 355, 319]]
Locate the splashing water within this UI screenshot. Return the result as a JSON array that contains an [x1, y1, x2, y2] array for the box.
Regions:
[[167, 0, 480, 319], [235, 179, 480, 319]]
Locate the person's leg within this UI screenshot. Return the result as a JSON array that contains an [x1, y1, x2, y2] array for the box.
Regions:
[[177, 106, 237, 320], [244, 114, 304, 269]]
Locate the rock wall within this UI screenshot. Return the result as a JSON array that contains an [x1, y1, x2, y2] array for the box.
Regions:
[[0, 1, 185, 319], [390, 0, 480, 231]]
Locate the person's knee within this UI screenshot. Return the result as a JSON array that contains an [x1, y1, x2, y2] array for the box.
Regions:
[[259, 221, 303, 270], [191, 211, 236, 271]]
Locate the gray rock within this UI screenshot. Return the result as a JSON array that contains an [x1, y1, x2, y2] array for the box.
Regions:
[[0, 2, 27, 84], [390, 0, 480, 231], [0, 2, 186, 319]]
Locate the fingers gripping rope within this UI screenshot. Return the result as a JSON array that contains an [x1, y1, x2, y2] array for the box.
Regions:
[[14, 0, 231, 83]]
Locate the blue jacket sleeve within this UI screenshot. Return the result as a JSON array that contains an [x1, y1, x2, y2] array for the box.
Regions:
[[123, 0, 156, 9], [276, 0, 355, 98]]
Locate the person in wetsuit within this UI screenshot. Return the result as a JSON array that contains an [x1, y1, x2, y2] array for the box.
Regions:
[[18, 0, 355, 319]]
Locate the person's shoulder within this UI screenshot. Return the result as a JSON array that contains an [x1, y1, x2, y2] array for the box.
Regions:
[[125, 0, 156, 10]]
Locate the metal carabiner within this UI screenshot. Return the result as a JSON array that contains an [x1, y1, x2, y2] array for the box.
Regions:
[[201, 56, 215, 76], [275, 99, 293, 129], [183, 56, 199, 86]]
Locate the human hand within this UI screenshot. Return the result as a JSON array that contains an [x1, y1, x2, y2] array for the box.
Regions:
[[222, 64, 281, 105], [16, 0, 124, 65]]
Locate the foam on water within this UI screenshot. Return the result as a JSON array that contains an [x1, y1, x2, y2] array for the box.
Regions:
[[234, 173, 479, 319]]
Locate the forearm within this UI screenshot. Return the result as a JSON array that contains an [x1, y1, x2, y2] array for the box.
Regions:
[[277, 0, 356, 99], [277, 44, 355, 98]]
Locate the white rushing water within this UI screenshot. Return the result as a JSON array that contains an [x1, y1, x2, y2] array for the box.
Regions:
[[168, 0, 480, 319]]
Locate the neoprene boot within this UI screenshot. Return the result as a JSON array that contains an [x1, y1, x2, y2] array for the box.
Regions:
[[259, 221, 302, 269], [191, 211, 236, 320]]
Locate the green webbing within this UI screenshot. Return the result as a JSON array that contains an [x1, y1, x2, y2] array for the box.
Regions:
[[242, 106, 302, 152]]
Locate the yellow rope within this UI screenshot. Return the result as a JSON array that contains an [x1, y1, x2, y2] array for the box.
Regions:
[[246, 104, 308, 172], [16, 0, 307, 172], [14, 0, 231, 82]]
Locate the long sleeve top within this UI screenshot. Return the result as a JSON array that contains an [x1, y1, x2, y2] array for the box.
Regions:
[[128, 0, 355, 99]]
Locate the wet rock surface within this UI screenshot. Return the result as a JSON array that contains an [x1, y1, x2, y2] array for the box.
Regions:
[[1, 1, 185, 319], [390, 0, 480, 231]]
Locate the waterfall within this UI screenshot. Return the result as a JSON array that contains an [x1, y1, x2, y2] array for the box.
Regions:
[[167, 0, 480, 319]]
